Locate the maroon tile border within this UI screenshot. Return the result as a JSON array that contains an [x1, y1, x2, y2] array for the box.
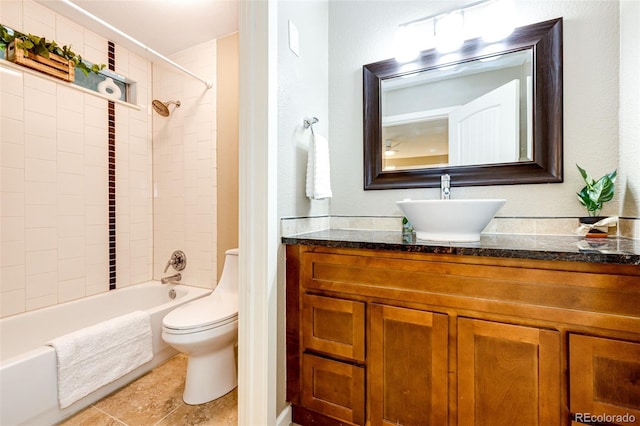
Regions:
[[108, 41, 116, 290]]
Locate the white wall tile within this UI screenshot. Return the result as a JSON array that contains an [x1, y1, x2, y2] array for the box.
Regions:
[[25, 205, 56, 228], [83, 31, 108, 65], [58, 215, 84, 238], [22, 0, 56, 38], [58, 259, 84, 281], [55, 16, 85, 58], [1, 93, 24, 121], [0, 192, 24, 217], [1, 142, 25, 168], [58, 237, 84, 259], [85, 223, 106, 241], [58, 151, 85, 175], [23, 73, 56, 94], [1, 240, 25, 266], [0, 0, 23, 30], [24, 86, 56, 116], [0, 289, 26, 317], [1, 167, 24, 193], [24, 111, 55, 138], [25, 181, 56, 205], [0, 68, 24, 96], [24, 133, 56, 160], [1, 265, 26, 292], [26, 227, 56, 251], [57, 172, 84, 195], [57, 109, 84, 133], [25, 249, 57, 275], [1, 2, 155, 316], [25, 292, 56, 311], [57, 129, 84, 154], [57, 193, 84, 216], [84, 122, 108, 144], [58, 277, 86, 303], [0, 117, 25, 144], [25, 158, 56, 183], [0, 216, 24, 242]]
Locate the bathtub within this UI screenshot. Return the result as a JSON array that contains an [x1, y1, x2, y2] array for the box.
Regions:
[[0, 281, 211, 426]]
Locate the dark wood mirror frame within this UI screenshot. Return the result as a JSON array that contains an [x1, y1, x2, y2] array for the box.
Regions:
[[363, 18, 563, 190]]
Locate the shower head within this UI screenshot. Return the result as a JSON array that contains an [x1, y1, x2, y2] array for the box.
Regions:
[[152, 99, 181, 117]]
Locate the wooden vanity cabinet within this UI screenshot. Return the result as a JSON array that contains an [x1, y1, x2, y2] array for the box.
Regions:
[[285, 245, 640, 426], [457, 318, 561, 426], [569, 334, 640, 421], [369, 305, 449, 425]]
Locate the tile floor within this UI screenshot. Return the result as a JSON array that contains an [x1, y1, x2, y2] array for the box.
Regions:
[[58, 354, 237, 426]]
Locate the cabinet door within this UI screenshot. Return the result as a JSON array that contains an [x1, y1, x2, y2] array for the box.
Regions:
[[369, 304, 448, 426], [301, 353, 365, 425], [302, 294, 365, 361], [570, 334, 640, 422], [458, 318, 561, 426]]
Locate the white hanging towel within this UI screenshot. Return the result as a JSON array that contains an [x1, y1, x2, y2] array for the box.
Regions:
[[306, 133, 333, 200], [47, 310, 153, 408]]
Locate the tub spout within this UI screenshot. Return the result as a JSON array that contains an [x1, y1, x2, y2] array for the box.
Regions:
[[161, 273, 182, 284]]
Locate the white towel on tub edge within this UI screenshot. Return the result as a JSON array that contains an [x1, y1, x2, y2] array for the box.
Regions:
[[46, 310, 153, 408]]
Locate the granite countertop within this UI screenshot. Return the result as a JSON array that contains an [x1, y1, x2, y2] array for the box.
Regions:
[[282, 229, 640, 265]]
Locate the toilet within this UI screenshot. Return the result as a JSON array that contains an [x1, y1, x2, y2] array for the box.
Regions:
[[162, 248, 239, 405]]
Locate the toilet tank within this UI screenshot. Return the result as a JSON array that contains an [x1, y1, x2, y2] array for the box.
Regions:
[[215, 248, 238, 294]]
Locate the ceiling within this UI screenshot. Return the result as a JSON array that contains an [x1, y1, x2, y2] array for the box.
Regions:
[[37, 0, 238, 58]]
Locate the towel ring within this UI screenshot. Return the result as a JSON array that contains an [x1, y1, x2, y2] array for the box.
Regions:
[[303, 117, 319, 135]]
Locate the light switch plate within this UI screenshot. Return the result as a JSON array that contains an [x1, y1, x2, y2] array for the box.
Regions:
[[288, 20, 300, 57]]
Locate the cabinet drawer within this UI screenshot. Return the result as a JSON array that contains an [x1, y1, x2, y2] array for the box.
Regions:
[[302, 294, 365, 361], [301, 353, 365, 425], [570, 334, 640, 422]]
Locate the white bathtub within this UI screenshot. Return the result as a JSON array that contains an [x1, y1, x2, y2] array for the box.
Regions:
[[0, 281, 211, 426]]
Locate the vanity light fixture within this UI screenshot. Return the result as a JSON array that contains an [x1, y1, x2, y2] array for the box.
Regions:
[[394, 25, 421, 63], [435, 11, 464, 53], [394, 0, 516, 63], [482, 0, 515, 42]]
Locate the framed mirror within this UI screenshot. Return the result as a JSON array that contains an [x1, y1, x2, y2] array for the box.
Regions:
[[363, 18, 563, 189]]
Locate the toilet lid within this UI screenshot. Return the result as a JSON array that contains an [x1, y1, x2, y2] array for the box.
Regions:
[[163, 291, 238, 331]]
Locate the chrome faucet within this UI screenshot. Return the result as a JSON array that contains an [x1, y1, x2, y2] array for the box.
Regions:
[[441, 174, 451, 200], [161, 250, 187, 284], [161, 273, 182, 284]]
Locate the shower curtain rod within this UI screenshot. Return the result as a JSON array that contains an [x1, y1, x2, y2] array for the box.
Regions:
[[60, 0, 214, 89]]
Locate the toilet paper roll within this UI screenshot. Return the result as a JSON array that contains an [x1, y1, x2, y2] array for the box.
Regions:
[[97, 77, 122, 100]]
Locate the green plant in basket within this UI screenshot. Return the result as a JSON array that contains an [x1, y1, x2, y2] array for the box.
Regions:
[[576, 164, 616, 217], [1, 23, 105, 76]]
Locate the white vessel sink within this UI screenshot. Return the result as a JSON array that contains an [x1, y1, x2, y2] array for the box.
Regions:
[[397, 199, 506, 242]]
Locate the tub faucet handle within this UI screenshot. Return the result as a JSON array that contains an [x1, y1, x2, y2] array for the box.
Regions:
[[441, 174, 451, 200], [164, 250, 187, 273]]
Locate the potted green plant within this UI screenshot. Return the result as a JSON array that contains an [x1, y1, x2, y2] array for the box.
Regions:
[[1, 23, 105, 80], [576, 164, 616, 236]]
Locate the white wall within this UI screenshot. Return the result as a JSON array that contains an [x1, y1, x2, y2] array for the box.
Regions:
[[327, 0, 626, 220], [0, 0, 153, 317], [276, 0, 329, 416], [278, 1, 330, 220], [152, 40, 218, 289]]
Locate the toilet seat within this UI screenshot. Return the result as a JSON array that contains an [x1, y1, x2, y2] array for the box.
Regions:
[[163, 292, 238, 335]]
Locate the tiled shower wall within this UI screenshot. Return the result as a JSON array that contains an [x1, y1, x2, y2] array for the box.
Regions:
[[0, 0, 153, 318], [152, 41, 218, 288]]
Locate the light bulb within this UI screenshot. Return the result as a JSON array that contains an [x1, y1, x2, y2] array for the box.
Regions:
[[482, 0, 515, 42], [395, 25, 420, 63], [435, 11, 464, 53]]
